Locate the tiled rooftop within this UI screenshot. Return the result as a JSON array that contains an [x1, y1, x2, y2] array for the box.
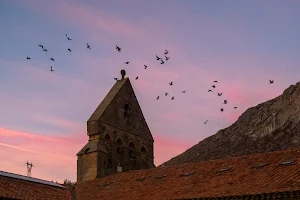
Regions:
[[0, 170, 70, 200], [0, 170, 65, 188], [76, 148, 300, 200]]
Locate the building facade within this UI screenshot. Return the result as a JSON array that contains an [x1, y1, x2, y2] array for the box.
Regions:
[[77, 76, 155, 183]]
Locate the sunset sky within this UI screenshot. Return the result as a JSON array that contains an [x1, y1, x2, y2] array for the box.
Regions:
[[1, 0, 300, 183]]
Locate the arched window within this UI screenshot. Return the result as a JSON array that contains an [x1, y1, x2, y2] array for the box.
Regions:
[[141, 146, 148, 169], [116, 138, 124, 168], [124, 104, 129, 117], [104, 134, 113, 169], [128, 142, 137, 170]]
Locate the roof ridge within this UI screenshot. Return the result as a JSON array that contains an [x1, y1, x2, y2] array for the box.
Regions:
[[0, 170, 66, 188]]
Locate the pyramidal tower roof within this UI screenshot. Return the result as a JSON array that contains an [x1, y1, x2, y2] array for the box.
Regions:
[[88, 77, 129, 122]]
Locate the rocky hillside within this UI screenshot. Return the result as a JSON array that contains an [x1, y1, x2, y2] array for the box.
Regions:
[[161, 82, 300, 166]]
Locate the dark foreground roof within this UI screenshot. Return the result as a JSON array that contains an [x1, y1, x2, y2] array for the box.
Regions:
[[0, 170, 70, 200], [76, 148, 300, 200]]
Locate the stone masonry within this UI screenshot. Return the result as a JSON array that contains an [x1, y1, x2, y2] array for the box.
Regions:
[[77, 73, 155, 183]]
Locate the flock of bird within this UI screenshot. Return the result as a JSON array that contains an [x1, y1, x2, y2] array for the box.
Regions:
[[26, 34, 91, 72], [26, 34, 275, 125]]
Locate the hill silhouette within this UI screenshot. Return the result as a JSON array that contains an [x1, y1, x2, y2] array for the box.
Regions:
[[161, 82, 300, 166]]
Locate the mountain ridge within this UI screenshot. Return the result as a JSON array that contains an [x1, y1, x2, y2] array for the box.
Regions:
[[161, 81, 300, 166]]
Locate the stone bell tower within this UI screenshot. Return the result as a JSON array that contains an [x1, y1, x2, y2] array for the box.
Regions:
[[77, 70, 155, 183]]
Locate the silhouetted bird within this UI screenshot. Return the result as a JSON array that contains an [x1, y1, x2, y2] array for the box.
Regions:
[[165, 56, 170, 60], [26, 56, 31, 60], [114, 78, 118, 81], [136, 76, 138, 80], [234, 106, 237, 109], [50, 66, 54, 72], [68, 48, 71, 52], [156, 55, 161, 60], [50, 58, 55, 61], [43, 48, 47, 52], [164, 49, 169, 55], [124, 61, 129, 64], [157, 96, 159, 100], [169, 81, 173, 86], [144, 65, 147, 69], [204, 120, 208, 124], [87, 43, 91, 49], [165, 93, 168, 96], [269, 80, 274, 84], [224, 100, 227, 104], [218, 93, 222, 96], [161, 59, 165, 64], [213, 81, 218, 83], [208, 90, 212, 92], [66, 34, 72, 41], [182, 91, 186, 93], [212, 85, 216, 88], [38, 45, 44, 49], [171, 96, 174, 100], [220, 108, 224, 112], [116, 45, 121, 52]]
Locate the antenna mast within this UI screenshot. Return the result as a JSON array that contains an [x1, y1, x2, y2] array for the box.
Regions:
[[25, 161, 34, 177]]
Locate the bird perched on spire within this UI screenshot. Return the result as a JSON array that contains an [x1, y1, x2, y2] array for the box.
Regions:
[[120, 69, 126, 80]]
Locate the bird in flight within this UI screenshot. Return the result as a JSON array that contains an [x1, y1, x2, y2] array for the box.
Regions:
[[50, 66, 54, 72], [204, 120, 208, 124], [164, 49, 169, 55], [157, 96, 159, 100], [50, 58, 55, 61], [213, 80, 218, 83], [161, 59, 165, 64], [66, 34, 72, 41], [234, 106, 237, 109], [114, 78, 118, 81], [269, 80, 274, 84], [156, 55, 161, 60], [43, 48, 48, 52], [223, 100, 227, 104], [136, 76, 138, 80], [38, 44, 44, 49], [68, 48, 71, 52], [116, 45, 121, 52], [208, 89, 212, 92], [220, 108, 224, 112], [165, 93, 169, 96], [217, 93, 222, 96], [182, 91, 186, 93], [87, 43, 91, 49], [212, 85, 216, 88], [169, 81, 173, 86], [124, 61, 129, 64], [144, 65, 147, 69], [171, 96, 174, 100], [26, 56, 31, 60], [165, 56, 171, 60]]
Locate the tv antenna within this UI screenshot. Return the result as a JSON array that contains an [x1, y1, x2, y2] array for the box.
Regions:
[[25, 161, 34, 177]]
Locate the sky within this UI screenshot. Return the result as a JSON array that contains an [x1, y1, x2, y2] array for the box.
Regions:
[[1, 0, 300, 183]]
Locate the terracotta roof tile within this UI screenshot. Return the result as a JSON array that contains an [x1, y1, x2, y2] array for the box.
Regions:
[[0, 171, 70, 200], [76, 148, 300, 200]]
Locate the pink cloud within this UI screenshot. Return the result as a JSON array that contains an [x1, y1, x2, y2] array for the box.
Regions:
[[0, 127, 85, 182], [19, 0, 146, 38]]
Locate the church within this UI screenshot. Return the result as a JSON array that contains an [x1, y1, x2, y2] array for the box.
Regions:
[[76, 70, 300, 200], [77, 70, 155, 183]]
